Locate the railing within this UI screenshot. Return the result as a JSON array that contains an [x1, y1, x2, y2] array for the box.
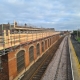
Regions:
[[0, 24, 60, 55], [0, 32, 58, 49]]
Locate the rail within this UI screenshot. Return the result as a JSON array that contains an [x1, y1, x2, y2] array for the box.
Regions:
[[53, 36, 73, 80], [21, 36, 63, 80]]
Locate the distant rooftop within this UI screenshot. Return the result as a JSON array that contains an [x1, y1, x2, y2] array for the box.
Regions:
[[0, 21, 55, 31]]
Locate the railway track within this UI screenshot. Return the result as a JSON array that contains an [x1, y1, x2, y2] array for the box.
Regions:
[[21, 37, 64, 80], [54, 37, 66, 80], [54, 36, 73, 80]]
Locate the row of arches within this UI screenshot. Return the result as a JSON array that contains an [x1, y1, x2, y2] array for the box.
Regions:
[[16, 36, 57, 72]]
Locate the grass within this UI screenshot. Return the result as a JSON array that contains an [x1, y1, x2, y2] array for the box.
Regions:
[[76, 37, 80, 42]]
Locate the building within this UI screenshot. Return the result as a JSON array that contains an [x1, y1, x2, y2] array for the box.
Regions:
[[0, 22, 60, 80]]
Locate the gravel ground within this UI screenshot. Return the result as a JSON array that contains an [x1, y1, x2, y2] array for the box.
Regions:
[[41, 36, 72, 80], [55, 40, 67, 80]]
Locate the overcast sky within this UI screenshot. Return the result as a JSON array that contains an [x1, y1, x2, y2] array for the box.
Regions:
[[0, 0, 80, 30]]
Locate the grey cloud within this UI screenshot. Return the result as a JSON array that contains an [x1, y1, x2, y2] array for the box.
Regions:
[[0, 0, 80, 30]]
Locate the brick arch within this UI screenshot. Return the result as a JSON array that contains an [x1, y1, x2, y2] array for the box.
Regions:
[[15, 48, 26, 57], [36, 42, 40, 46], [45, 40, 47, 49], [51, 37, 53, 44], [36, 43, 40, 56], [41, 41, 44, 52], [28, 44, 35, 49], [48, 38, 49, 47], [29, 46, 34, 63], [16, 50, 25, 73]]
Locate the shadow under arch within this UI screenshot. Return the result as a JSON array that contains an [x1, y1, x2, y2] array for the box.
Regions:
[[29, 46, 34, 63], [16, 50, 25, 73], [36, 43, 40, 56]]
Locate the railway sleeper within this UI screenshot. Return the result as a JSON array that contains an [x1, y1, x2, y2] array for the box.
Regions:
[[21, 37, 64, 80], [33, 76, 41, 79]]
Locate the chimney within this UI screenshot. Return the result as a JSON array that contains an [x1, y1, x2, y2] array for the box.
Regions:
[[25, 23, 27, 27], [14, 21, 17, 28]]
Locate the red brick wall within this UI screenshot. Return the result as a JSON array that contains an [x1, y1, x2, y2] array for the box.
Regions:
[[0, 54, 9, 80], [24, 46, 29, 67], [8, 51, 17, 80], [33, 43, 37, 60], [7, 34, 60, 80]]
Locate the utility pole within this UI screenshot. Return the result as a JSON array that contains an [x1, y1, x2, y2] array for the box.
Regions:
[[77, 29, 79, 38]]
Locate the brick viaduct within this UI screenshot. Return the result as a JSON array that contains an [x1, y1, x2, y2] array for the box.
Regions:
[[0, 22, 60, 80]]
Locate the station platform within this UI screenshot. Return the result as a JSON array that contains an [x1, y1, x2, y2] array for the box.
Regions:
[[69, 37, 80, 80]]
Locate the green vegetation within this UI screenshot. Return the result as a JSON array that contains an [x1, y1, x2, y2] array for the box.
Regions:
[[73, 30, 80, 37], [73, 30, 77, 35], [76, 37, 80, 42], [72, 30, 80, 42]]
